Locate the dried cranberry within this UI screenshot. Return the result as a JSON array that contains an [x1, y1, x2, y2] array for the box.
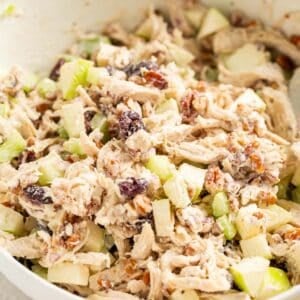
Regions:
[[118, 177, 148, 199], [84, 110, 96, 134], [123, 61, 158, 77], [119, 111, 144, 139], [275, 54, 294, 71], [144, 70, 168, 89], [49, 58, 66, 81], [23, 185, 53, 205], [290, 35, 300, 48]]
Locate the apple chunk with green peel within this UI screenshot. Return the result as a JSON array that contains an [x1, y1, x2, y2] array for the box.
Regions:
[[257, 267, 290, 299], [48, 262, 89, 286], [0, 204, 24, 235], [230, 257, 270, 297], [83, 221, 105, 252], [240, 234, 272, 259], [197, 8, 229, 39]]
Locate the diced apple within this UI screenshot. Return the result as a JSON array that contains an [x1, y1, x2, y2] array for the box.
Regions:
[[240, 234, 272, 259], [217, 215, 236, 240], [235, 204, 266, 239], [48, 262, 89, 286], [178, 163, 206, 202], [22, 71, 38, 93], [166, 42, 195, 66], [37, 78, 57, 98], [197, 8, 229, 39], [170, 289, 199, 300], [59, 58, 93, 100], [156, 98, 179, 114], [230, 257, 270, 297], [0, 204, 24, 235], [86, 67, 110, 85], [223, 44, 268, 73], [262, 205, 292, 232], [184, 8, 206, 29], [145, 155, 176, 182], [164, 174, 191, 208], [83, 221, 105, 252], [153, 199, 173, 237], [61, 101, 85, 138], [257, 267, 290, 299], [212, 191, 229, 217]]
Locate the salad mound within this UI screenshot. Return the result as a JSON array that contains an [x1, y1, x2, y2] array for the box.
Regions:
[[0, 2, 300, 299]]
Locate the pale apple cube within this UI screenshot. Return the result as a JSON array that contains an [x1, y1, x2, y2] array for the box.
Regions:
[[170, 289, 199, 300], [240, 234, 272, 259], [153, 199, 173, 237], [0, 204, 24, 235], [83, 221, 105, 252], [262, 205, 292, 232]]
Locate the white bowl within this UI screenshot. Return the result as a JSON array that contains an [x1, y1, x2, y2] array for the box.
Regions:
[[0, 0, 300, 299]]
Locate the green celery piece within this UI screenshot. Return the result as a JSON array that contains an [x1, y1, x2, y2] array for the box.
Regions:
[[59, 58, 93, 100], [63, 138, 86, 156], [0, 130, 26, 163], [90, 113, 110, 142], [292, 186, 300, 203], [57, 127, 69, 139], [0, 102, 9, 118], [22, 71, 38, 93], [79, 35, 110, 56], [37, 78, 57, 97], [212, 191, 229, 217], [38, 153, 64, 186], [1, 4, 16, 17], [145, 155, 176, 182], [32, 265, 48, 280], [217, 215, 236, 240]]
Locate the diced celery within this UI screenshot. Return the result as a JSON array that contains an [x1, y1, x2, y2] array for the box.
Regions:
[[63, 138, 86, 156], [292, 167, 300, 186], [212, 191, 229, 217], [216, 215, 236, 240], [197, 8, 229, 39], [0, 204, 24, 235], [1, 4, 16, 17], [61, 101, 85, 138], [37, 78, 57, 97], [32, 265, 48, 279], [178, 163, 206, 202], [86, 67, 109, 85], [145, 155, 176, 182], [83, 221, 105, 252], [262, 205, 292, 232], [59, 58, 93, 100], [170, 289, 199, 300], [257, 267, 290, 299], [240, 234, 272, 259], [277, 176, 291, 199], [292, 186, 300, 203], [79, 35, 111, 57], [184, 8, 206, 29], [230, 257, 270, 298], [22, 71, 38, 93], [57, 127, 69, 139], [167, 43, 195, 66], [90, 113, 109, 142], [0, 102, 9, 118], [153, 199, 173, 237], [236, 204, 265, 239], [38, 153, 64, 186], [156, 99, 179, 114], [224, 44, 268, 73], [48, 262, 89, 286], [0, 130, 26, 163], [163, 174, 191, 208]]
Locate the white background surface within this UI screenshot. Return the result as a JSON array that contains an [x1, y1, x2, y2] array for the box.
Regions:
[[0, 274, 29, 300]]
